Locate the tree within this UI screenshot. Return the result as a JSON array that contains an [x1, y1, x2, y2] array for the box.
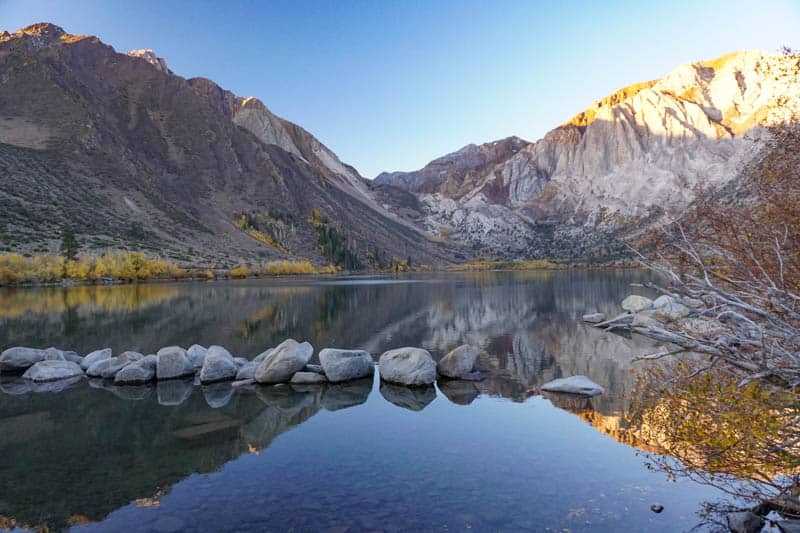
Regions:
[[59, 226, 79, 262]]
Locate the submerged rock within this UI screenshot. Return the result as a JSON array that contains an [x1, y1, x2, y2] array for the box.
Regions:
[[22, 360, 84, 382], [81, 348, 112, 370], [290, 371, 328, 384], [380, 381, 436, 411], [437, 344, 480, 379], [156, 346, 194, 380], [621, 295, 653, 313], [200, 345, 238, 384], [0, 347, 48, 372], [378, 347, 436, 386], [255, 339, 313, 384], [541, 375, 604, 397], [319, 348, 373, 382], [582, 312, 606, 323]]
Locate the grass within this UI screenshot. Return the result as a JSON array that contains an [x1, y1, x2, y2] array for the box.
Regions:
[[448, 259, 562, 271]]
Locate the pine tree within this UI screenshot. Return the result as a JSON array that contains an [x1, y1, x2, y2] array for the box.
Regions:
[[60, 226, 79, 261]]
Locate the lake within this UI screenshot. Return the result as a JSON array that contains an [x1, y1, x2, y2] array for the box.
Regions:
[[0, 270, 731, 532]]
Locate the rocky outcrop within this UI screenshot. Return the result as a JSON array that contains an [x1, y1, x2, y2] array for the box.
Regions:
[[378, 347, 437, 386]]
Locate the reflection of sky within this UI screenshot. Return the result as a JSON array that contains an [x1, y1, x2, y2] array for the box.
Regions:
[[75, 383, 724, 533]]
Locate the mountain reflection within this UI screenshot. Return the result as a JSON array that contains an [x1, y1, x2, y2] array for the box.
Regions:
[[0, 271, 672, 531]]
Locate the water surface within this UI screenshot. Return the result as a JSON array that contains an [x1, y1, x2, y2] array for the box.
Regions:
[[0, 271, 728, 531]]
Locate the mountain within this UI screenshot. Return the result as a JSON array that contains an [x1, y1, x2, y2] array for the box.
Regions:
[[375, 50, 800, 259], [0, 23, 452, 267]]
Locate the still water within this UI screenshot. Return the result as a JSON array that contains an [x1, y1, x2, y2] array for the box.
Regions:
[[0, 271, 729, 532]]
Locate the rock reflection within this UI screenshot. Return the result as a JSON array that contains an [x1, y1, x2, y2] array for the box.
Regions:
[[438, 379, 480, 405], [320, 378, 372, 411], [380, 382, 436, 411], [157, 379, 194, 406], [202, 383, 234, 408]]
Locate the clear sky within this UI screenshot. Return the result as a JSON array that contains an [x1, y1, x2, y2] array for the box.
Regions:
[[2, 0, 799, 177]]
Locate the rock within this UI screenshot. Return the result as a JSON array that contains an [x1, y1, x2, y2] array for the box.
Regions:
[[378, 347, 436, 386], [380, 382, 436, 411], [650, 503, 664, 513], [22, 360, 84, 382], [202, 383, 234, 408], [157, 379, 193, 406], [304, 363, 324, 374], [631, 310, 663, 328], [233, 357, 248, 368], [254, 339, 313, 384], [582, 313, 606, 323], [86, 358, 117, 377], [187, 344, 208, 369], [290, 371, 328, 384], [0, 347, 48, 372], [81, 348, 112, 370], [115, 357, 156, 384], [236, 361, 259, 381], [253, 348, 273, 363], [459, 371, 484, 382], [50, 348, 82, 364], [319, 348, 374, 382], [541, 375, 604, 396], [438, 380, 479, 405], [621, 294, 653, 313], [726, 511, 764, 533], [652, 295, 674, 308], [320, 378, 372, 411], [156, 346, 194, 380], [199, 345, 238, 384], [682, 297, 705, 309], [777, 520, 800, 533], [100, 351, 143, 379], [437, 344, 480, 379], [652, 301, 691, 322], [232, 378, 255, 388]]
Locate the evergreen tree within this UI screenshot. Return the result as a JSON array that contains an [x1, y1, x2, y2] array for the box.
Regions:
[[60, 226, 79, 261]]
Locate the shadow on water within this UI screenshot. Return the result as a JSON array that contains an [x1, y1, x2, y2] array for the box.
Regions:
[[0, 270, 725, 532]]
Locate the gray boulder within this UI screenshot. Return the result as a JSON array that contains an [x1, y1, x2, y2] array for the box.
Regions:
[[233, 357, 248, 368], [255, 339, 313, 384], [236, 361, 259, 381], [290, 371, 328, 384], [378, 347, 436, 386], [100, 352, 143, 379], [652, 294, 674, 308], [200, 346, 238, 384], [86, 358, 117, 377], [437, 344, 480, 379], [631, 310, 662, 329], [81, 348, 112, 370], [187, 344, 208, 369], [621, 295, 653, 313], [253, 348, 274, 363], [22, 360, 84, 382], [319, 348, 374, 382], [582, 313, 606, 323], [0, 347, 48, 372], [156, 346, 194, 380], [652, 301, 691, 322], [48, 348, 82, 364], [115, 356, 157, 384], [541, 375, 604, 397]]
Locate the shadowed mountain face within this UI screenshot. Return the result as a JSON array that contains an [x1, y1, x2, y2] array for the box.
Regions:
[[0, 23, 452, 266], [375, 50, 800, 259]]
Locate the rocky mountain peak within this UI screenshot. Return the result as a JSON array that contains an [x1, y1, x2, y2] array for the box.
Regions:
[[127, 48, 169, 73]]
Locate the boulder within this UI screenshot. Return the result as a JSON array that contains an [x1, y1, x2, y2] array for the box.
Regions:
[[621, 294, 653, 313], [304, 364, 324, 374], [156, 346, 194, 380], [652, 301, 691, 322], [200, 345, 238, 384], [253, 348, 273, 363], [582, 313, 606, 323], [22, 360, 84, 382], [437, 344, 480, 379], [86, 358, 117, 378], [81, 348, 112, 370], [236, 361, 259, 381], [48, 348, 82, 364], [139, 354, 158, 370], [0, 347, 48, 372], [100, 352, 143, 379], [380, 382, 436, 411], [233, 357, 248, 368], [726, 511, 764, 533], [290, 371, 328, 384], [631, 310, 662, 329], [187, 344, 208, 369], [232, 378, 255, 388], [541, 375, 604, 397], [319, 348, 374, 382], [254, 339, 313, 384], [652, 295, 674, 308], [115, 356, 156, 384], [378, 347, 436, 386]]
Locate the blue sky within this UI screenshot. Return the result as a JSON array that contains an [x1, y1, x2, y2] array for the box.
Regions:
[[2, 0, 799, 177]]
